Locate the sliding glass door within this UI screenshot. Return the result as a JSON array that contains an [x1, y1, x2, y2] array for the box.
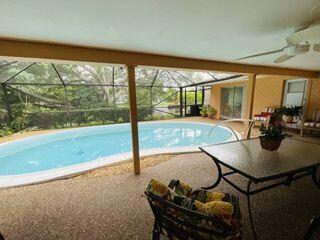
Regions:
[[221, 86, 245, 119]]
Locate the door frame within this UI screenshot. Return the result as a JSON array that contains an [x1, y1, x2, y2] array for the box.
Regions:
[[282, 79, 308, 107], [220, 85, 246, 119]]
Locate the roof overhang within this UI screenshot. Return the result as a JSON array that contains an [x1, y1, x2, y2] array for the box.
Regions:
[[0, 38, 319, 78]]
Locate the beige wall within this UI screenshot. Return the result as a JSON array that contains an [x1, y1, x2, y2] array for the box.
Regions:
[[210, 79, 251, 119], [252, 75, 288, 115], [210, 75, 319, 119]]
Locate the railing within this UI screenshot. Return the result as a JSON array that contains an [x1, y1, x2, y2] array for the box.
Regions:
[[208, 118, 256, 141]]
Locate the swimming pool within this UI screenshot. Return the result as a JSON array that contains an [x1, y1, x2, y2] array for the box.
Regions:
[[0, 121, 238, 188]]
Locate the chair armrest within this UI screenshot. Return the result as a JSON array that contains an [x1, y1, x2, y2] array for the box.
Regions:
[[303, 215, 320, 240]]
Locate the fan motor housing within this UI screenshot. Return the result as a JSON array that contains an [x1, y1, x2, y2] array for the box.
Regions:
[[286, 44, 310, 56]]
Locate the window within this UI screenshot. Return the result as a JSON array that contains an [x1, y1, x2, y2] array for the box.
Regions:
[[283, 79, 307, 106]]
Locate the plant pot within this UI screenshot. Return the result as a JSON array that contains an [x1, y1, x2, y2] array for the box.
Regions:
[[259, 137, 282, 151]]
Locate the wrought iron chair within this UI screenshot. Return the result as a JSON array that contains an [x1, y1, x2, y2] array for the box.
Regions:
[[303, 216, 320, 240], [146, 193, 241, 240]]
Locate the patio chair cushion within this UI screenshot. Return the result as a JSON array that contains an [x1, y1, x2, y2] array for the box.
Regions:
[[191, 189, 226, 202], [304, 122, 316, 127], [204, 201, 234, 224], [148, 179, 237, 225], [169, 179, 193, 197], [145, 179, 241, 240], [169, 179, 225, 202], [172, 194, 234, 224], [145, 179, 176, 201], [254, 111, 273, 121]]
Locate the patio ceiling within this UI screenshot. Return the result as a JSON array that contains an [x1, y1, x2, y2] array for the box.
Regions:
[[0, 0, 320, 71]]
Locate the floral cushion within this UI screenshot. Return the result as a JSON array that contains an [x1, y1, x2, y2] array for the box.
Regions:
[[169, 179, 225, 202], [191, 189, 225, 203], [169, 179, 193, 197], [145, 179, 176, 201], [146, 179, 237, 225], [204, 201, 234, 225], [145, 179, 241, 240], [304, 122, 316, 127]]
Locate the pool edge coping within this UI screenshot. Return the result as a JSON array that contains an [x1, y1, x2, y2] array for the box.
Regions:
[[0, 121, 241, 189]]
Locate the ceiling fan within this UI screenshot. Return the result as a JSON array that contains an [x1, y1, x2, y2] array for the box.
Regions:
[[236, 22, 320, 63]]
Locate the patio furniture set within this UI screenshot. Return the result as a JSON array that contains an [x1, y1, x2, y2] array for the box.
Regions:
[[254, 107, 320, 136], [301, 109, 320, 136], [145, 137, 320, 239]]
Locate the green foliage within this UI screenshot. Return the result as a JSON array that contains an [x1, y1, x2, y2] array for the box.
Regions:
[[259, 124, 290, 140], [208, 107, 217, 116], [149, 114, 175, 121], [200, 105, 217, 117], [0, 123, 14, 137], [281, 105, 302, 117], [185, 91, 202, 105], [200, 105, 208, 117], [0, 62, 190, 137], [117, 117, 124, 123]]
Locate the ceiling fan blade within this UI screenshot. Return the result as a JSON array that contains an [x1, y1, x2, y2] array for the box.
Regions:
[[313, 44, 320, 52], [273, 54, 294, 63], [236, 49, 284, 61]]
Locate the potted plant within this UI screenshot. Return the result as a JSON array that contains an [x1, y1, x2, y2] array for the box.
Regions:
[[259, 124, 290, 151], [208, 107, 217, 119], [200, 106, 208, 117], [282, 106, 302, 123]]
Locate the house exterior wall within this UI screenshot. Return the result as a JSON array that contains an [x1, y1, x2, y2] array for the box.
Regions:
[[210, 79, 250, 119], [210, 75, 320, 120], [307, 78, 320, 119]]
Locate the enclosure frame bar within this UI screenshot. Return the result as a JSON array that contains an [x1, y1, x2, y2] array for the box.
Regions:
[[3, 62, 37, 84], [165, 70, 181, 87], [152, 89, 180, 108], [150, 70, 160, 87], [201, 87, 205, 106], [179, 87, 183, 117], [173, 71, 195, 84], [0, 61, 18, 69], [6, 82, 179, 88], [184, 74, 243, 88]]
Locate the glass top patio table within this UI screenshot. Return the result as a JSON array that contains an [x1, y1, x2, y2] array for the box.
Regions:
[[200, 138, 320, 182]]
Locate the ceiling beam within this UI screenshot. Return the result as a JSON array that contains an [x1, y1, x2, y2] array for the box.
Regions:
[[0, 38, 318, 78]]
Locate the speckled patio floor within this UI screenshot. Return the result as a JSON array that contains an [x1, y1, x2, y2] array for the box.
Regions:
[[0, 152, 319, 240]]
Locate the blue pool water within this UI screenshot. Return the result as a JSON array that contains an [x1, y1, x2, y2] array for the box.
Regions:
[[0, 122, 234, 176]]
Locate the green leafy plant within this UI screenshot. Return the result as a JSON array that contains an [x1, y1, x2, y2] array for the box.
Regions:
[[283, 105, 302, 117], [117, 117, 124, 123], [0, 123, 14, 137], [200, 105, 208, 117], [259, 124, 290, 140], [208, 107, 217, 118]]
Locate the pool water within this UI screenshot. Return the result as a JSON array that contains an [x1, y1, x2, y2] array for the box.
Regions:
[[0, 122, 235, 176]]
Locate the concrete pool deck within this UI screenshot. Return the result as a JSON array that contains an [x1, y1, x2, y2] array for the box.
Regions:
[[0, 152, 319, 240]]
